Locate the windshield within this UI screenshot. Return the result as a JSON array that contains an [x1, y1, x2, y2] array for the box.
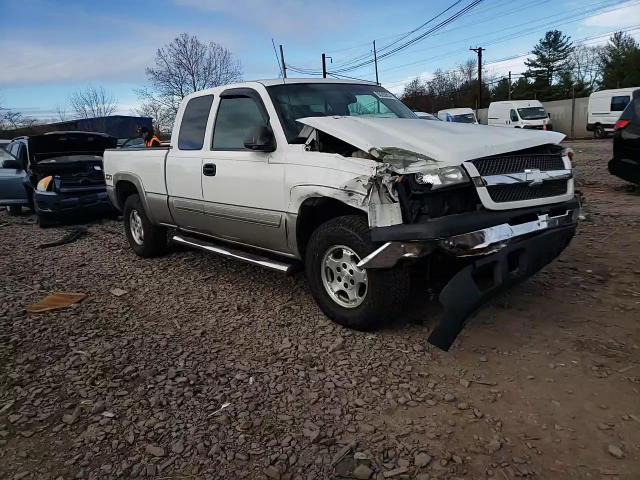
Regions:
[[517, 107, 547, 120], [452, 113, 477, 123], [267, 83, 417, 142]]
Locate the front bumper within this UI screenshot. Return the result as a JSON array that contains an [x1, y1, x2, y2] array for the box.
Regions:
[[363, 197, 579, 267], [359, 197, 579, 351], [34, 189, 116, 220], [429, 223, 576, 350]]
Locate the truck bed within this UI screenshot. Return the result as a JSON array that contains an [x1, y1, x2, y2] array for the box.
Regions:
[[103, 147, 169, 196]]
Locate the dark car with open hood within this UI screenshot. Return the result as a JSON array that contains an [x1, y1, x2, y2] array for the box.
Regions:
[[0, 131, 117, 226], [609, 88, 640, 185]]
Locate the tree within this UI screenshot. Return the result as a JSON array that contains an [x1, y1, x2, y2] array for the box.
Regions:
[[525, 30, 574, 88], [600, 32, 640, 89], [55, 105, 69, 122], [139, 33, 242, 121], [133, 99, 173, 135], [70, 85, 118, 119], [569, 45, 603, 95]]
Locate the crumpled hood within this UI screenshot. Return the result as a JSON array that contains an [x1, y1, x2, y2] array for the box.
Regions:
[[297, 116, 565, 165]]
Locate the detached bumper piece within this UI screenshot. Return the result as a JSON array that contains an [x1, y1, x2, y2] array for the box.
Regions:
[[429, 224, 575, 350]]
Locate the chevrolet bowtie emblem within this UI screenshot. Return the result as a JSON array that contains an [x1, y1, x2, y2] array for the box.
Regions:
[[524, 168, 545, 187]]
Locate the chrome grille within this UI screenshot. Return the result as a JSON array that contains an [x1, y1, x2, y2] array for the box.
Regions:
[[471, 154, 564, 176], [486, 179, 568, 203]]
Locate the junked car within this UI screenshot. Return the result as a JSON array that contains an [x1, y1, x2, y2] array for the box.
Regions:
[[0, 132, 117, 226], [103, 79, 579, 351]]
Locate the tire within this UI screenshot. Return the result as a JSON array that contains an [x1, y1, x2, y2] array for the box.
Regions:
[[7, 206, 22, 216], [305, 215, 410, 331], [123, 194, 168, 258], [594, 125, 607, 138]]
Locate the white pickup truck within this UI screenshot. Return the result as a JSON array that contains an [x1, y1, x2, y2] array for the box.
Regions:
[[103, 79, 579, 350]]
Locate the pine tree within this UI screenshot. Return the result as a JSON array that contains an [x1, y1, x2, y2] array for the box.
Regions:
[[525, 30, 574, 87], [600, 32, 640, 89]]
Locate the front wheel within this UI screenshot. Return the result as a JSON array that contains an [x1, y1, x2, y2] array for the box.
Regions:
[[305, 215, 410, 331], [123, 194, 167, 258]]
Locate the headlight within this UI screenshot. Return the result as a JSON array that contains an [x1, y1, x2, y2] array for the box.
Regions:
[[415, 166, 469, 189], [36, 176, 53, 191], [562, 147, 575, 162]]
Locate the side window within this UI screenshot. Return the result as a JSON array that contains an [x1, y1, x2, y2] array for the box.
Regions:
[[212, 96, 268, 150], [611, 95, 630, 112], [178, 95, 214, 150], [510, 109, 519, 122]]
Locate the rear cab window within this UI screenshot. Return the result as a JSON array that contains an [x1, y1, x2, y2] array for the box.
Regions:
[[178, 95, 214, 150]]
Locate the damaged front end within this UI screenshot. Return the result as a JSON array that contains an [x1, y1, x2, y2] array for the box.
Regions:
[[297, 117, 579, 351]]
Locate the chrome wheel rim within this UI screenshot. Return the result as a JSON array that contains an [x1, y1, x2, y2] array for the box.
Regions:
[[129, 209, 144, 245], [321, 245, 368, 308]]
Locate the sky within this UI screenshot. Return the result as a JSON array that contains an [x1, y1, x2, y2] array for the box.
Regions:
[[1, 0, 639, 121]]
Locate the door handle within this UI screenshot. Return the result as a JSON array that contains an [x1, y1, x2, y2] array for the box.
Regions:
[[203, 163, 216, 176]]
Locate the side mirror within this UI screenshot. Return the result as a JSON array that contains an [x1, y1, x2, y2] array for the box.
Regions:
[[244, 126, 276, 152], [2, 159, 20, 169]]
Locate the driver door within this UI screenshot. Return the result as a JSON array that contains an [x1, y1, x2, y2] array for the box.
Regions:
[[200, 88, 287, 253]]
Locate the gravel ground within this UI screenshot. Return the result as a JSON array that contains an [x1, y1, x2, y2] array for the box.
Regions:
[[0, 139, 639, 480]]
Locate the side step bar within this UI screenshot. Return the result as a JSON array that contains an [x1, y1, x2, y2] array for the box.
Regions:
[[171, 234, 296, 274]]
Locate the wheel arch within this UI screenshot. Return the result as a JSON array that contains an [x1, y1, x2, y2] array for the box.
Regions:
[[113, 173, 156, 223], [295, 196, 367, 259]]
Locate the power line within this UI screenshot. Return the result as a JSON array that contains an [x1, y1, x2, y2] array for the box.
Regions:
[[378, 0, 638, 79]]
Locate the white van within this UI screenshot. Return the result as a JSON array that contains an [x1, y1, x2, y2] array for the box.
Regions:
[[488, 100, 552, 130], [587, 87, 639, 138], [436, 108, 478, 124]]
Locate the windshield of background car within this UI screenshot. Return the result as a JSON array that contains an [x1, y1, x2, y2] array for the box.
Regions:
[[452, 113, 477, 123], [267, 83, 417, 142], [518, 107, 547, 120]]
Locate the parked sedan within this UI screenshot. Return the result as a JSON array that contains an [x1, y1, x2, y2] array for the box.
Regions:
[[609, 89, 640, 185], [0, 131, 117, 226]]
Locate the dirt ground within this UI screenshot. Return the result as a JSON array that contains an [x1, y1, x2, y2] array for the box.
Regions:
[[0, 139, 638, 480]]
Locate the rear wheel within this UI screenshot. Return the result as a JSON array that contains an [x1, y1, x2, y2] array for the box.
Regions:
[[305, 215, 410, 331], [594, 125, 607, 138], [123, 194, 167, 257]]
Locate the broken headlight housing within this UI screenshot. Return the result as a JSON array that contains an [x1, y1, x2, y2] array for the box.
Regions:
[[415, 166, 469, 189], [36, 176, 54, 192]]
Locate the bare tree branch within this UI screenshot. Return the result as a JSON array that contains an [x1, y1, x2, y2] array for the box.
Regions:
[[56, 105, 69, 122], [70, 85, 118, 119], [141, 33, 242, 124]]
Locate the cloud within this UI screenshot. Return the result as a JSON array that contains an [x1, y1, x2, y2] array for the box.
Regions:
[[174, 0, 353, 38], [582, 2, 640, 28], [0, 42, 150, 87]]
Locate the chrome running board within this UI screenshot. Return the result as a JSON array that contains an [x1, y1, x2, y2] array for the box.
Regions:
[[172, 234, 296, 274]]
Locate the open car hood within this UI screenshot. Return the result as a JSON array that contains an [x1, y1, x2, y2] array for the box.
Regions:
[[29, 132, 117, 165], [297, 116, 565, 165]]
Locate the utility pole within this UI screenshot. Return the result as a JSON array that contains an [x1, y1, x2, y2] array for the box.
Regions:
[[570, 83, 576, 139], [508, 71, 512, 100], [470, 47, 484, 110], [322, 53, 327, 78], [279, 44, 287, 79], [373, 40, 379, 85]]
